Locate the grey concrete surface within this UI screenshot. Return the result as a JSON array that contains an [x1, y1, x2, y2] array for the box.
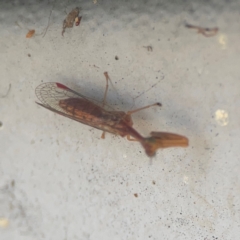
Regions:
[[0, 0, 240, 239]]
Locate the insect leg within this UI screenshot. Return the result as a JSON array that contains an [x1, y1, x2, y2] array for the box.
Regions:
[[102, 72, 110, 108], [99, 72, 111, 139], [126, 102, 162, 116]]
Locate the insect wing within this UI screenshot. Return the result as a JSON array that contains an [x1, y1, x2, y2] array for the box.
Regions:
[[35, 82, 99, 123]]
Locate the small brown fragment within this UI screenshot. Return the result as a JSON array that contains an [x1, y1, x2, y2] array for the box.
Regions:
[[62, 7, 80, 36], [152, 180, 156, 185], [134, 193, 138, 198], [26, 29, 35, 38], [185, 24, 218, 37], [28, 54, 31, 57], [115, 56, 119, 60]]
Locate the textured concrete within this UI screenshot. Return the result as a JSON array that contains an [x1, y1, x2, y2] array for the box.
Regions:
[[0, 0, 240, 239]]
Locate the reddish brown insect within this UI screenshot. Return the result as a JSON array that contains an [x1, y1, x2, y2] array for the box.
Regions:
[[35, 73, 188, 157]]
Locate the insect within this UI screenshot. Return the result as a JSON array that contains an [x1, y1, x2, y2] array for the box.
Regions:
[[35, 73, 188, 157], [185, 23, 218, 37]]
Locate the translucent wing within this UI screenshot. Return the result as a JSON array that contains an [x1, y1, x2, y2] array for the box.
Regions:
[[35, 82, 110, 125], [36, 82, 88, 110]]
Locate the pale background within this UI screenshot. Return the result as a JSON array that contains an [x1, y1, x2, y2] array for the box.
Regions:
[[0, 0, 240, 239]]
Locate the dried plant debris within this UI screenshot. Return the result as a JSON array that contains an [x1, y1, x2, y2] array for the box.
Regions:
[[42, 3, 55, 38], [185, 23, 218, 37], [62, 7, 81, 36], [26, 29, 35, 38]]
